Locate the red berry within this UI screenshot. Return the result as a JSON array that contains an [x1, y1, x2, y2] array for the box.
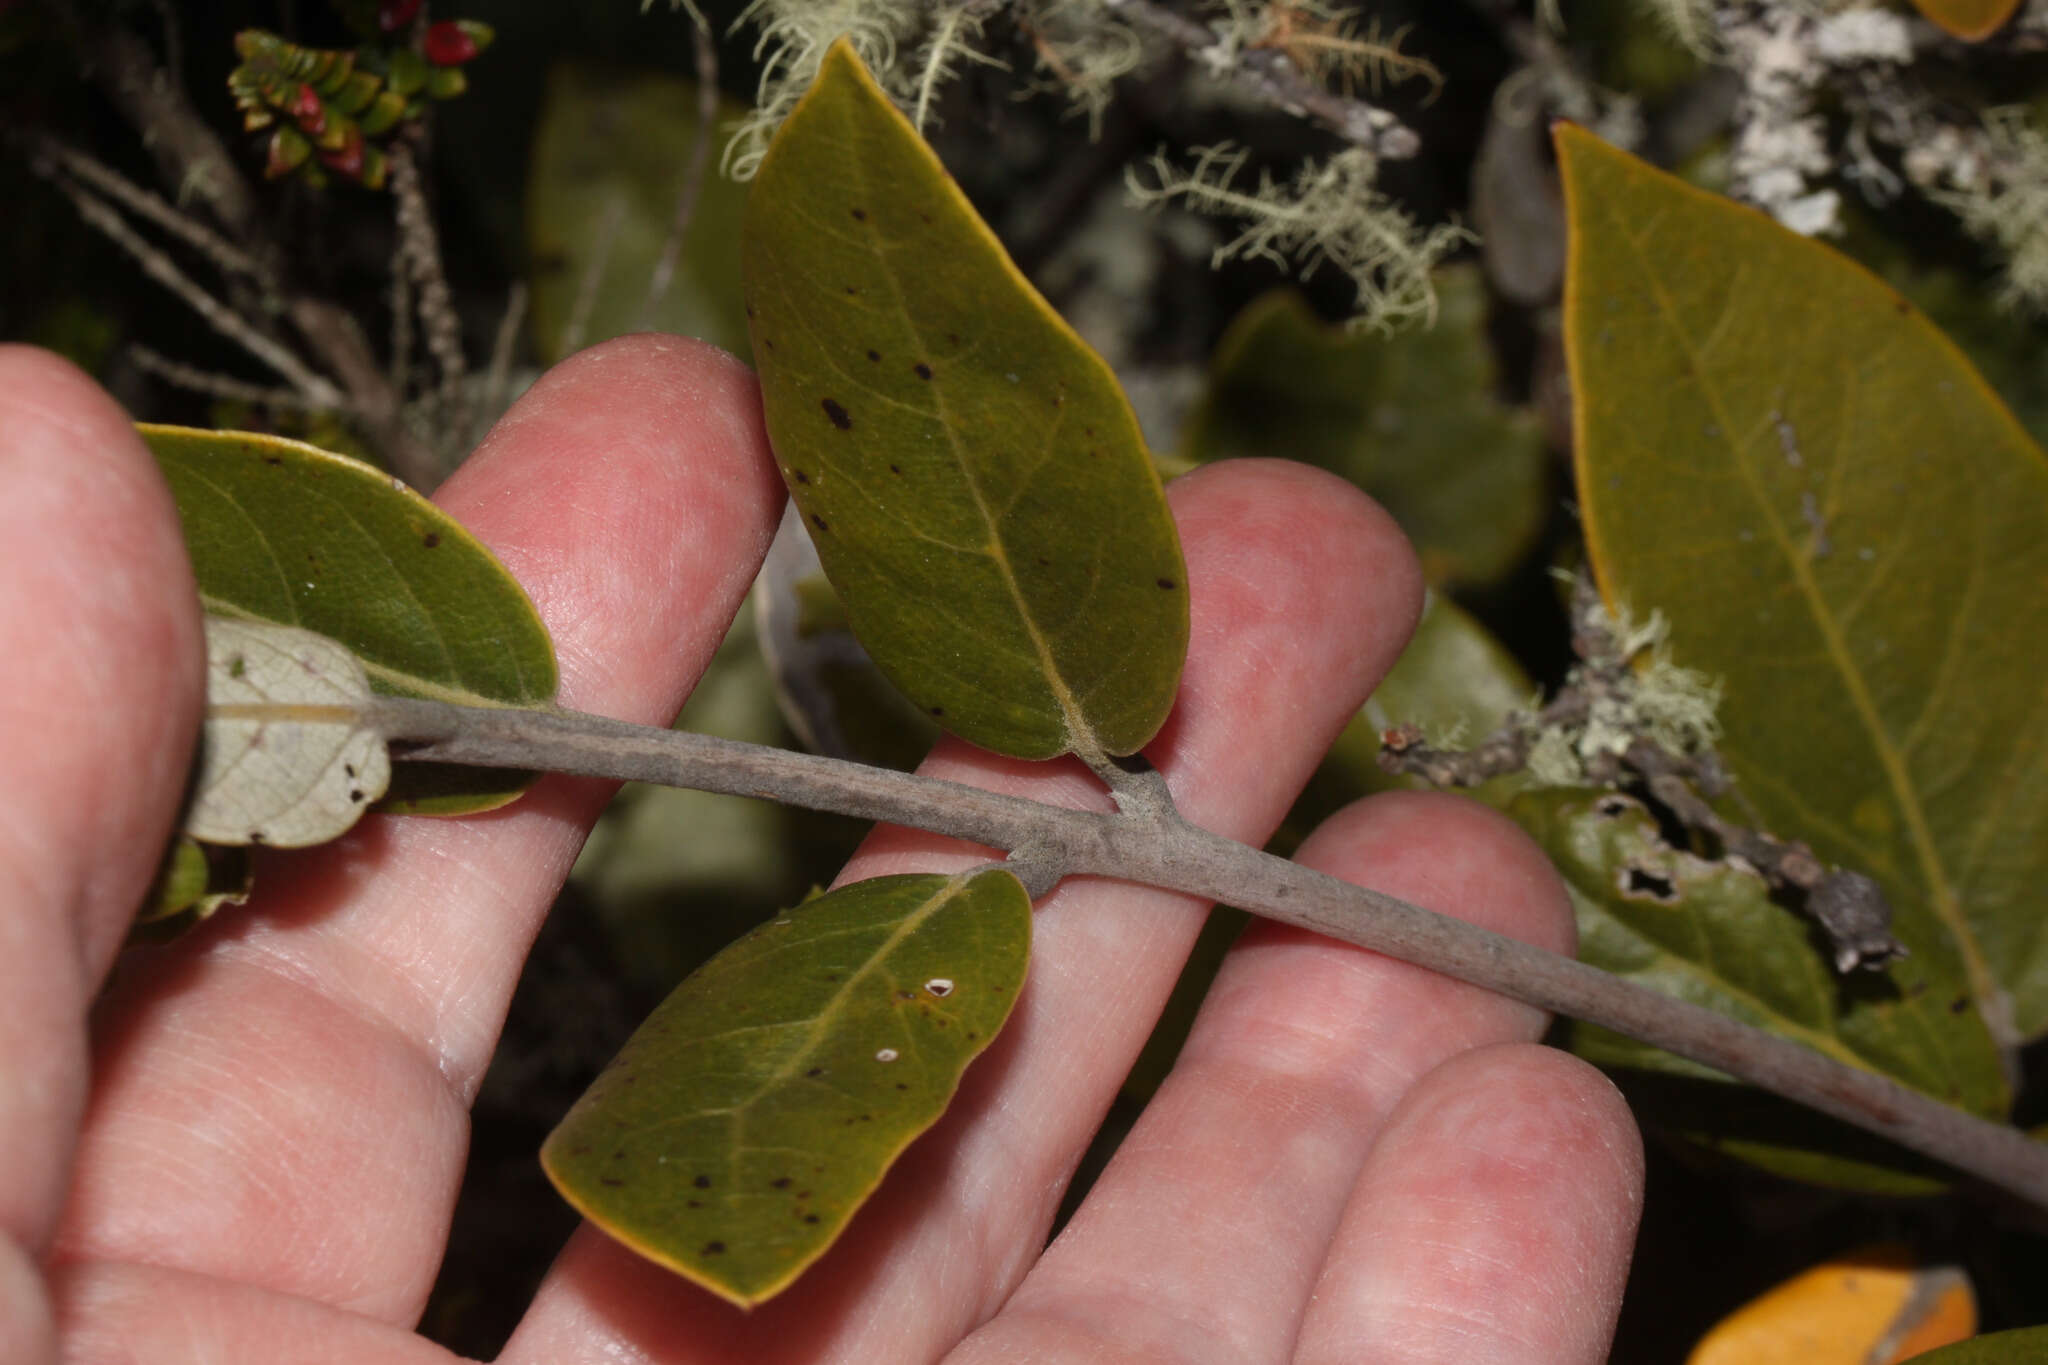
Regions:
[[423, 20, 479, 65], [377, 0, 422, 32]]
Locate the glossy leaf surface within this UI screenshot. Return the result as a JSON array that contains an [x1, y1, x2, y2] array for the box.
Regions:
[[190, 616, 388, 847], [1522, 789, 2007, 1194], [743, 41, 1187, 762], [526, 64, 750, 361], [144, 424, 556, 814], [543, 870, 1030, 1307], [1559, 127, 2048, 1039], [1183, 271, 1548, 589]]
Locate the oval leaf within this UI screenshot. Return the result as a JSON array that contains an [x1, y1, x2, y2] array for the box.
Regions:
[[742, 40, 1188, 762], [542, 869, 1030, 1308], [188, 616, 390, 848], [1557, 127, 2048, 1040], [1522, 788, 2007, 1195], [1182, 272, 1549, 590], [143, 425, 557, 815]]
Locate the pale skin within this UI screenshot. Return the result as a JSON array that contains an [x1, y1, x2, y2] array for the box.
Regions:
[[0, 336, 1642, 1364]]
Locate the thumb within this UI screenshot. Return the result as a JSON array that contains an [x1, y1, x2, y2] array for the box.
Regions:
[[0, 348, 204, 1356]]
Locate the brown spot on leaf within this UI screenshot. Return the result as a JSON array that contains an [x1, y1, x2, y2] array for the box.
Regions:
[[793, 470, 810, 484], [703, 1241, 727, 1255], [422, 532, 440, 549], [804, 1213, 821, 1223], [1157, 577, 1176, 590], [822, 398, 852, 430], [771, 1177, 792, 1189], [811, 514, 830, 533], [867, 349, 880, 362], [914, 362, 933, 380], [693, 1174, 713, 1189], [600, 1177, 624, 1187], [850, 207, 867, 221], [805, 1066, 824, 1078]]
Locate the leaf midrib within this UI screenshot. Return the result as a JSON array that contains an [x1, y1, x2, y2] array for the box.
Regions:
[[848, 120, 1102, 760], [1591, 188, 1997, 1017]]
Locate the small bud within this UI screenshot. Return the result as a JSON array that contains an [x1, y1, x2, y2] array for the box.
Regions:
[[424, 20, 481, 66]]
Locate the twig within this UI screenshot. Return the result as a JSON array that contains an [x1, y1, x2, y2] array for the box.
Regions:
[[44, 171, 345, 407], [360, 693, 2048, 1212], [479, 281, 529, 444], [128, 343, 344, 413], [562, 193, 627, 357], [1105, 0, 1422, 159], [638, 7, 722, 330], [1380, 577, 1905, 971], [24, 134, 273, 288], [65, 11, 439, 486], [387, 142, 468, 443]]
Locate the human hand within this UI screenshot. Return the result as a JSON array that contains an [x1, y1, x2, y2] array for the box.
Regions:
[[0, 337, 1641, 1364]]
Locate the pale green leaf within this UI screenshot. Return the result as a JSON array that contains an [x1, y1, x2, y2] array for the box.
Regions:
[[742, 39, 1187, 762]]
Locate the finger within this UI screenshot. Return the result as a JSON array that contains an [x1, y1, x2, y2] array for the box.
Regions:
[[1294, 1043, 1642, 1365], [945, 791, 1579, 1363], [0, 347, 204, 1357], [503, 458, 1425, 1365], [55, 337, 786, 1325]]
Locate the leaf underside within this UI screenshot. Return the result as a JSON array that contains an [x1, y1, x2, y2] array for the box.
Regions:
[[143, 424, 557, 815], [1558, 128, 2048, 1043], [542, 869, 1030, 1308], [742, 40, 1187, 762], [189, 616, 390, 848]]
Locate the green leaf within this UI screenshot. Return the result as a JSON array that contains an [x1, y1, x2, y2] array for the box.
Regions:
[[525, 63, 751, 362], [1557, 126, 2048, 1040], [190, 616, 389, 847], [742, 40, 1188, 762], [143, 424, 557, 815], [542, 869, 1029, 1308], [1520, 788, 2008, 1195], [1900, 1326, 2048, 1363], [139, 837, 251, 930], [1181, 271, 1549, 590]]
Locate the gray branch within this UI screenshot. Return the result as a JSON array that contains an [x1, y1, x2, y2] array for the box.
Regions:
[[1106, 0, 1421, 159], [364, 694, 2048, 1212]]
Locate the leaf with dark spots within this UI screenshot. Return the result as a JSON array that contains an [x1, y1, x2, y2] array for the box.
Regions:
[[542, 870, 1029, 1308], [743, 40, 1187, 762]]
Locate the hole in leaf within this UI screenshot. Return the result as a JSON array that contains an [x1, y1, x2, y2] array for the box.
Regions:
[[1620, 864, 1678, 902]]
